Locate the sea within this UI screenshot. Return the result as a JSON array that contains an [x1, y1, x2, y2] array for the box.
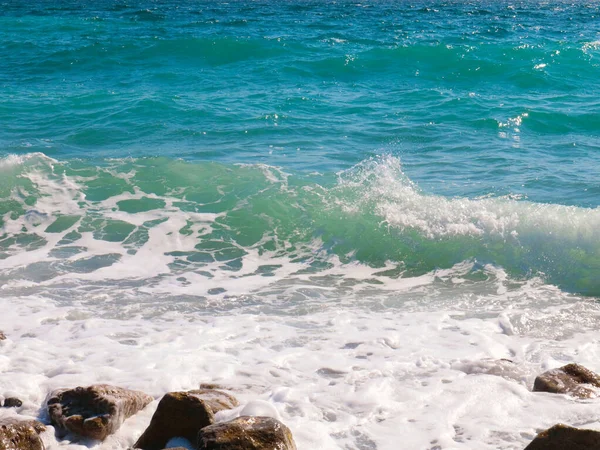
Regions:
[[1, 0, 600, 448]]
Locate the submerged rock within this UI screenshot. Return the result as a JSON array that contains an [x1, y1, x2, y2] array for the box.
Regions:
[[134, 389, 238, 450], [533, 363, 600, 398], [453, 358, 527, 383], [3, 398, 23, 408], [525, 424, 600, 449], [197, 416, 297, 450], [0, 418, 45, 450], [47, 384, 152, 441]]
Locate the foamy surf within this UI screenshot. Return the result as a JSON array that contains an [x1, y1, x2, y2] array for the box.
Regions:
[[1, 153, 600, 448], [2, 276, 600, 449], [1, 154, 599, 298]]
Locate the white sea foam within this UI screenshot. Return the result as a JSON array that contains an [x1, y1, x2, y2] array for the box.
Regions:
[[1, 276, 600, 449], [583, 40, 600, 52], [337, 154, 600, 242]]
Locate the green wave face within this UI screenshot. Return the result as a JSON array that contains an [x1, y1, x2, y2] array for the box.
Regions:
[[1, 154, 599, 296]]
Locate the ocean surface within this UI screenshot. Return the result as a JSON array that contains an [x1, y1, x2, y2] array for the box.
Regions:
[[1, 1, 600, 448]]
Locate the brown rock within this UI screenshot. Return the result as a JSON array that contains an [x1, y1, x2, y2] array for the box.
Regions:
[[3, 398, 23, 408], [47, 384, 152, 441], [0, 332, 5, 341], [525, 424, 600, 449], [197, 416, 297, 450], [0, 418, 45, 450], [134, 389, 238, 450], [533, 363, 600, 398]]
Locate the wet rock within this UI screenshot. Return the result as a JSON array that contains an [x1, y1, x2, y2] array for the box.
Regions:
[[47, 384, 152, 441], [0, 418, 45, 450], [453, 359, 528, 383], [525, 424, 600, 450], [197, 416, 297, 450], [134, 389, 238, 450], [0, 332, 5, 341], [533, 363, 600, 398], [3, 398, 23, 408]]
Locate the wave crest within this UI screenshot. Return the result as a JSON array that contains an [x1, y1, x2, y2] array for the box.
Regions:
[[0, 154, 599, 296]]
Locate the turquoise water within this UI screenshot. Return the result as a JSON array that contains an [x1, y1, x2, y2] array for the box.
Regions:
[[1, 0, 600, 297]]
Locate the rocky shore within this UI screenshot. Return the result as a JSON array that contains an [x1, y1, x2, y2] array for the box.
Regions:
[[2, 328, 600, 449], [1, 382, 296, 450]]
